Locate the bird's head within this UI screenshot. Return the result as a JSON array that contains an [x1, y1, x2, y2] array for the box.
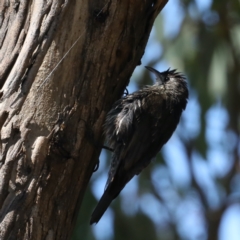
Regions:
[[145, 66, 185, 86], [145, 66, 188, 107], [145, 66, 167, 85], [145, 66, 185, 85]]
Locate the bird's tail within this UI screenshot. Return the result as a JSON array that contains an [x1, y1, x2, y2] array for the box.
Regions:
[[90, 191, 113, 224]]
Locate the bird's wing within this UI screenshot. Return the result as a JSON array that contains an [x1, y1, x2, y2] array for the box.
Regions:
[[106, 92, 164, 189]]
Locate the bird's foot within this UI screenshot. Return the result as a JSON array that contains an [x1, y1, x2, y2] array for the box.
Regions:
[[124, 88, 129, 96], [93, 160, 99, 172], [102, 145, 113, 152]]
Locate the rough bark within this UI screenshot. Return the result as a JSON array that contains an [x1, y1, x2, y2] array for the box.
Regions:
[[0, 0, 167, 239]]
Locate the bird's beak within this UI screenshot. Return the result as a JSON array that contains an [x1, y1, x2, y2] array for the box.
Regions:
[[145, 66, 164, 84]]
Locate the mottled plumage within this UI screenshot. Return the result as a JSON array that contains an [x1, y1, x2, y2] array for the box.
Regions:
[[90, 66, 188, 224]]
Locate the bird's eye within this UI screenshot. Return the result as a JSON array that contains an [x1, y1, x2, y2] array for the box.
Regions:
[[165, 76, 170, 82]]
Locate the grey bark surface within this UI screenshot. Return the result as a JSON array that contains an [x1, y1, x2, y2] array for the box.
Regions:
[[0, 0, 167, 239]]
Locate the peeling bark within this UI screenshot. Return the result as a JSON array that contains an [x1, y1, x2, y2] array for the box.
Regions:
[[0, 0, 167, 239]]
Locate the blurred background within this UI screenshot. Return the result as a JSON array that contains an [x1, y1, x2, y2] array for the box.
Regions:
[[72, 0, 240, 239]]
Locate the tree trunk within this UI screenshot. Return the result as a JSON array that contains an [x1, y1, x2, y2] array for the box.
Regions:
[[0, 0, 167, 239]]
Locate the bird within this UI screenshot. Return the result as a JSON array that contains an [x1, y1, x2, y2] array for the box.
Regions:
[[90, 66, 188, 224]]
